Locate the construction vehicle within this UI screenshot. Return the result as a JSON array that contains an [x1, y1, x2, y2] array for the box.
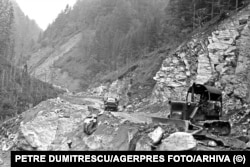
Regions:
[[151, 83, 231, 136], [103, 94, 119, 112]]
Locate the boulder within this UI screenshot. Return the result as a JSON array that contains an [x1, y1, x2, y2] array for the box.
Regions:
[[135, 136, 153, 151], [172, 57, 179, 64], [236, 59, 247, 74], [209, 53, 219, 64], [247, 141, 250, 148], [234, 84, 248, 99], [223, 138, 247, 150], [148, 126, 164, 145], [175, 73, 187, 81], [224, 84, 234, 95], [215, 63, 225, 73], [208, 140, 217, 147], [18, 97, 143, 151], [207, 42, 230, 51], [186, 71, 191, 76], [213, 29, 239, 40], [225, 46, 237, 55], [236, 136, 250, 143], [20, 112, 59, 150], [158, 132, 197, 151]]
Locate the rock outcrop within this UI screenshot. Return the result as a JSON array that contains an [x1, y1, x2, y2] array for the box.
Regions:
[[152, 5, 250, 117]]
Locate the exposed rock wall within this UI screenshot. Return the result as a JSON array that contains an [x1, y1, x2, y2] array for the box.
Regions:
[[152, 5, 250, 115]]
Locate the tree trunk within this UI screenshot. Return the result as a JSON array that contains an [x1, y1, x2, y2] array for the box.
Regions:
[[2, 69, 5, 90], [211, 0, 214, 19], [193, 2, 196, 30], [236, 0, 238, 11]]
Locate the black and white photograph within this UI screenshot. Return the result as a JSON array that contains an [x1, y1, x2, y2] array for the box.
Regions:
[[1, 0, 250, 166]]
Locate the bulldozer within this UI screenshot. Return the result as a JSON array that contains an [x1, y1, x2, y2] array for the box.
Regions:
[[151, 83, 231, 136]]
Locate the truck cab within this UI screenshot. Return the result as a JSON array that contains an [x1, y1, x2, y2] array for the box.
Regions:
[[103, 93, 119, 111]]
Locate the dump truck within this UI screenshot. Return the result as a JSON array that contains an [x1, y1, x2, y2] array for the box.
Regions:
[[151, 83, 231, 136]]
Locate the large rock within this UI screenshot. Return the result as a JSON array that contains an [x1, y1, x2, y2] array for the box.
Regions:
[[207, 42, 230, 51], [224, 84, 234, 95], [234, 84, 248, 99], [148, 126, 164, 145], [236, 56, 248, 74], [225, 46, 237, 55], [17, 97, 160, 151], [196, 54, 213, 84], [19, 98, 88, 150], [209, 53, 219, 64], [247, 141, 250, 148], [135, 135, 153, 151], [158, 132, 197, 151]]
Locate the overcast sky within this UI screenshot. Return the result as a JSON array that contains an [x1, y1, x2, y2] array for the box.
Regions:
[[16, 0, 77, 30]]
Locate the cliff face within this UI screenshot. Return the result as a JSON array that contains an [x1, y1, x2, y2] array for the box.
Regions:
[[152, 5, 250, 116]]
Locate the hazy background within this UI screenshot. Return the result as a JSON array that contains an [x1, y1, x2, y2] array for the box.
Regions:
[[16, 0, 77, 30]]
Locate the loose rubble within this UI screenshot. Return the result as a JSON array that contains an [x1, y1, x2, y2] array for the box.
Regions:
[[151, 5, 250, 117], [0, 91, 249, 166], [1, 5, 250, 167]]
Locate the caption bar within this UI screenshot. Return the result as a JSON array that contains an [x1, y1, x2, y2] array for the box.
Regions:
[[11, 151, 249, 167]]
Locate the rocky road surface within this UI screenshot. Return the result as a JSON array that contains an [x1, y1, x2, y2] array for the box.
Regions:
[[0, 94, 250, 167]]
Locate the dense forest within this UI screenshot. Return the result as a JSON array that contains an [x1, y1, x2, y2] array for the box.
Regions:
[[0, 0, 14, 60], [11, 0, 42, 66], [36, 0, 250, 90], [0, 0, 64, 123]]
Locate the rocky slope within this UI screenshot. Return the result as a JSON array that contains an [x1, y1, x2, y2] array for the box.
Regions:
[[152, 6, 250, 117], [84, 5, 250, 139], [2, 4, 250, 167], [88, 5, 250, 119], [27, 33, 82, 92], [1, 92, 250, 166]]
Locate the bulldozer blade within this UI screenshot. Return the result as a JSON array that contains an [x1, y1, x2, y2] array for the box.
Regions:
[[150, 117, 189, 132]]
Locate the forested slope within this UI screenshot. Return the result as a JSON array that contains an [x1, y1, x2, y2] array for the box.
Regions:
[[28, 0, 249, 94], [0, 0, 64, 123]]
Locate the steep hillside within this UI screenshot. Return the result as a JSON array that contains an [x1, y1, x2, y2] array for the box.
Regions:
[[27, 33, 82, 91], [0, 0, 63, 124], [11, 0, 42, 65], [2, 3, 250, 166], [152, 5, 250, 124], [88, 3, 250, 118], [0, 56, 65, 124], [26, 0, 250, 95], [26, 0, 172, 92]]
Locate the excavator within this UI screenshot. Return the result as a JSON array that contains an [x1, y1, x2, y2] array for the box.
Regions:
[[151, 83, 231, 136]]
